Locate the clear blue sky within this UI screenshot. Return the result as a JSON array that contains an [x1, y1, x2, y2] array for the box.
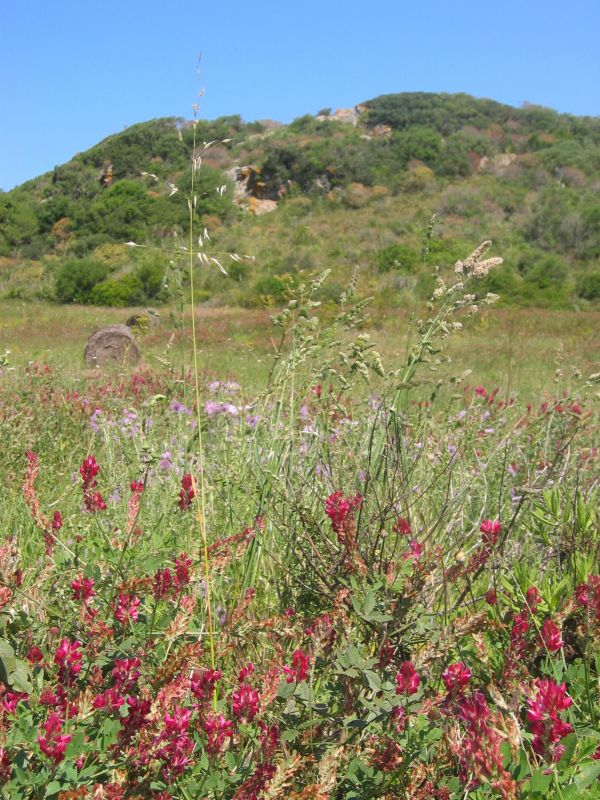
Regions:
[[1, 0, 598, 190]]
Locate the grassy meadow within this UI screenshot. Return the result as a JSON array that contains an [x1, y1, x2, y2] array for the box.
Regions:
[[0, 249, 600, 800], [2, 299, 599, 399]]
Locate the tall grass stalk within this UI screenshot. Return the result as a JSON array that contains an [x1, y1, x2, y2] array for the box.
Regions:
[[187, 113, 217, 700]]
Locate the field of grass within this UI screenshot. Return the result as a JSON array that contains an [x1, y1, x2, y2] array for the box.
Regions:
[[2, 300, 599, 400], [0, 260, 599, 798]]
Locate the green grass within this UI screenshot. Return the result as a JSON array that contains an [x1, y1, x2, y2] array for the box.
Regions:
[[2, 300, 598, 400]]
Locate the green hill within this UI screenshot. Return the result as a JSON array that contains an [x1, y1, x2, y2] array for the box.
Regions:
[[1, 92, 599, 308]]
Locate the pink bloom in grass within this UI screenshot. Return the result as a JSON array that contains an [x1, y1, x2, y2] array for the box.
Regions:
[[51, 511, 63, 531], [325, 491, 362, 538], [178, 474, 195, 510], [112, 657, 141, 690], [119, 695, 151, 744], [79, 455, 100, 484], [540, 619, 563, 652], [395, 661, 420, 695], [526, 586, 542, 613], [38, 713, 72, 764], [574, 575, 600, 621], [27, 645, 43, 664], [71, 576, 95, 602], [259, 721, 280, 757], [391, 705, 407, 733], [164, 704, 192, 735], [237, 662, 255, 683], [511, 612, 529, 643], [282, 649, 311, 684], [191, 668, 222, 702], [403, 539, 423, 561], [3, 691, 28, 714], [54, 638, 82, 680], [442, 662, 472, 695], [93, 686, 125, 714], [485, 589, 497, 606], [153, 568, 173, 600], [456, 690, 490, 727], [174, 553, 192, 589], [393, 517, 412, 536], [527, 679, 573, 762], [232, 684, 260, 722], [204, 713, 233, 756], [0, 748, 11, 783], [114, 593, 141, 624], [80, 455, 106, 513], [480, 519, 501, 546]]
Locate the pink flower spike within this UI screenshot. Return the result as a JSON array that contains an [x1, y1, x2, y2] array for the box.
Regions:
[[442, 662, 472, 695], [540, 618, 563, 652], [480, 519, 501, 546], [395, 661, 420, 695]]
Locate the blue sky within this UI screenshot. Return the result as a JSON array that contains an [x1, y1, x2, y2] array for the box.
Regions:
[[1, 0, 599, 190]]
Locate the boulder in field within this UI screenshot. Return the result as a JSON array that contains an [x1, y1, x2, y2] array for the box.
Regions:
[[84, 325, 141, 368]]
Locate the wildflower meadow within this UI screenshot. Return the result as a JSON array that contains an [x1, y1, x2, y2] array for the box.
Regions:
[[1, 132, 599, 799]]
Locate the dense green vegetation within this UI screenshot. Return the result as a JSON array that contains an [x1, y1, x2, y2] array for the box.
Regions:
[[0, 92, 599, 309], [1, 259, 600, 798]]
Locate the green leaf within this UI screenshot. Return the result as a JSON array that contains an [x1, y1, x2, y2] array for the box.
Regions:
[[557, 733, 577, 768], [10, 662, 33, 693], [363, 590, 375, 616], [44, 782, 62, 798], [0, 639, 16, 684], [575, 761, 600, 791], [364, 670, 382, 692], [526, 768, 552, 794]]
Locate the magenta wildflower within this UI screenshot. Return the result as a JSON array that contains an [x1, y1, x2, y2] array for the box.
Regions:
[[540, 618, 563, 652], [282, 649, 311, 684], [395, 661, 420, 695], [38, 713, 71, 764], [527, 679, 573, 762], [442, 662, 472, 695]]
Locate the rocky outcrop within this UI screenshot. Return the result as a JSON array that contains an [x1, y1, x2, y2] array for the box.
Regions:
[[225, 165, 280, 213], [315, 105, 367, 126], [247, 197, 278, 216], [478, 153, 517, 175]]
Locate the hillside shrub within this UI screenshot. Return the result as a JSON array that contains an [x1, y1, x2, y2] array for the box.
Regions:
[[374, 243, 419, 273], [576, 270, 600, 300], [88, 274, 146, 307], [54, 259, 110, 303]]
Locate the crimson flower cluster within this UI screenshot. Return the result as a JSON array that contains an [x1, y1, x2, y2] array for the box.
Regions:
[[395, 661, 420, 695], [282, 649, 311, 684], [527, 679, 573, 762], [464, 518, 501, 574], [71, 576, 95, 602], [114, 593, 141, 624], [152, 553, 192, 600], [325, 490, 362, 540], [442, 661, 472, 697], [232, 663, 260, 722], [575, 574, 600, 621], [80, 455, 106, 512], [441, 661, 516, 797], [54, 638, 82, 683], [38, 713, 71, 764], [178, 473, 196, 510]]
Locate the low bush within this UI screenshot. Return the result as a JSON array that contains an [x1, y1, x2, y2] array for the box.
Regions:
[[54, 259, 110, 303]]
